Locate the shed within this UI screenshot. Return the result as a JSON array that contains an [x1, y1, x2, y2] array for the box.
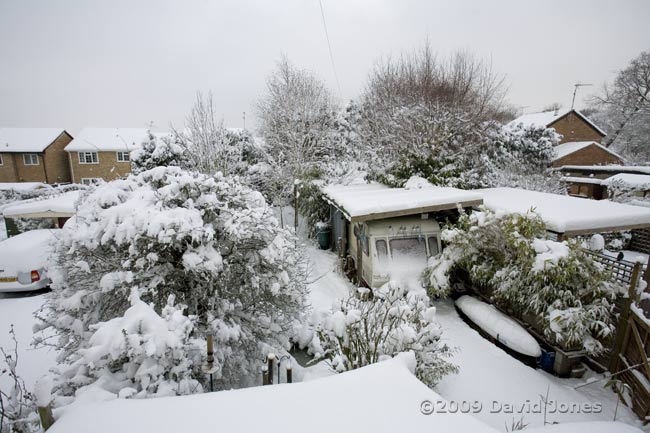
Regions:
[[322, 183, 483, 223], [476, 187, 650, 238], [321, 183, 483, 287]]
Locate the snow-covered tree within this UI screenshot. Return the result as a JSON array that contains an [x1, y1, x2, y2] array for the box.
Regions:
[[591, 49, 650, 162], [36, 166, 308, 398], [167, 92, 267, 178], [314, 283, 456, 387], [130, 131, 189, 175], [256, 56, 339, 207], [424, 209, 621, 354]]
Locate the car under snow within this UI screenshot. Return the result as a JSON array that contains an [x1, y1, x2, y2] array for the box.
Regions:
[[0, 229, 57, 292]]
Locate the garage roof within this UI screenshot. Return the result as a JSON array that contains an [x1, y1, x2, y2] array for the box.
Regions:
[[322, 183, 483, 222], [477, 187, 650, 236]]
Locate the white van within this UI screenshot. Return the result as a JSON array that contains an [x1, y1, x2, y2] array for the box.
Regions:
[[348, 215, 442, 288]]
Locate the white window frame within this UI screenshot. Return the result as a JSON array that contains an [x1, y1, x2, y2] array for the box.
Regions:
[[78, 152, 99, 164], [0, 154, 3, 166], [80, 178, 102, 186], [116, 151, 130, 162], [23, 154, 39, 165]]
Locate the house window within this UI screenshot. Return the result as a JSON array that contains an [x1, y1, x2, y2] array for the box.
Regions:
[[23, 154, 39, 165], [116, 151, 130, 162], [0, 154, 3, 166], [80, 178, 102, 186], [78, 152, 98, 164]]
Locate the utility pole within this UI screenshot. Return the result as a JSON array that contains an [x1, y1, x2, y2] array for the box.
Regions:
[[571, 83, 592, 110], [242, 112, 246, 130]]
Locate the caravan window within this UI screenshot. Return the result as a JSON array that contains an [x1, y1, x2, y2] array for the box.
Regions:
[[427, 236, 440, 256], [389, 237, 427, 264], [375, 239, 388, 265]]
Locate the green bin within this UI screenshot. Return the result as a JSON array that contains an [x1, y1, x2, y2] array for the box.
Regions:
[[317, 228, 331, 250]]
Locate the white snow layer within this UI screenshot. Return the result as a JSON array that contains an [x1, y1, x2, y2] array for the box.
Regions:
[[48, 353, 500, 433], [0, 128, 66, 152], [0, 182, 51, 192], [1, 190, 80, 218], [602, 173, 650, 188], [322, 183, 482, 220], [508, 109, 606, 136], [552, 141, 621, 162], [559, 165, 650, 175], [64, 128, 149, 152], [478, 187, 650, 234], [455, 296, 541, 357], [0, 229, 57, 273]]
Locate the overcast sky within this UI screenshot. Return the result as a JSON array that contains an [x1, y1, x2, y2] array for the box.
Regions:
[[1, 0, 649, 134]]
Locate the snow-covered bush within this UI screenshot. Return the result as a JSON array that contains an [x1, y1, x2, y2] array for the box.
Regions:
[[130, 131, 189, 175], [315, 283, 456, 387], [57, 289, 203, 399], [36, 166, 308, 398], [424, 209, 621, 354]]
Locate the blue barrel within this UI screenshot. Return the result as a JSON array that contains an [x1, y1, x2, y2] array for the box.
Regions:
[[539, 349, 556, 372]]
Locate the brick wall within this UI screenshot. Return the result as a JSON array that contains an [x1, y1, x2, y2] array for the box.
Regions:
[[12, 153, 47, 182], [551, 112, 605, 144], [0, 153, 18, 182], [42, 132, 73, 183], [69, 151, 132, 183], [552, 143, 623, 167]]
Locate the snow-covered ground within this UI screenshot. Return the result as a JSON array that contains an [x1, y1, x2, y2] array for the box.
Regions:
[[0, 290, 56, 391], [0, 243, 644, 432], [304, 245, 644, 432]]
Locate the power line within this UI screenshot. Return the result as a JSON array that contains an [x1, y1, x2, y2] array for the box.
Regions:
[[318, 0, 342, 98]]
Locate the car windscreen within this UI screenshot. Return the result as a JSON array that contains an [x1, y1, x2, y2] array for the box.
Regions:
[[389, 237, 427, 265]]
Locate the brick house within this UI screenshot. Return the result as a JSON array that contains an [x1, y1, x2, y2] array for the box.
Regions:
[[0, 128, 73, 184], [65, 128, 149, 184], [509, 109, 623, 167]]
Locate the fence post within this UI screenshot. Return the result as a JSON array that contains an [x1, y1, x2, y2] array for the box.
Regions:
[[262, 364, 268, 385], [286, 360, 292, 384], [266, 353, 275, 385], [38, 405, 55, 431], [609, 261, 643, 373]]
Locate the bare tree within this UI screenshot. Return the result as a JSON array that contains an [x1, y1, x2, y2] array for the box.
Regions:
[[362, 45, 507, 123], [169, 92, 263, 177], [592, 50, 650, 150]]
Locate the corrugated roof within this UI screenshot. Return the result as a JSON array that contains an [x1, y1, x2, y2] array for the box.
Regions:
[[322, 183, 483, 222]]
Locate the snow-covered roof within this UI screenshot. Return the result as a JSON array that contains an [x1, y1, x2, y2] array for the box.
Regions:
[[65, 128, 149, 152], [0, 182, 52, 192], [47, 354, 498, 433], [557, 165, 650, 175], [560, 176, 603, 185], [322, 183, 483, 222], [552, 141, 623, 162], [508, 109, 606, 136], [0, 128, 67, 153], [602, 173, 650, 188], [477, 187, 650, 235], [1, 190, 80, 218]]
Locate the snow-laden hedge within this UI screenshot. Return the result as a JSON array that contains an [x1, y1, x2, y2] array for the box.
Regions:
[[314, 283, 457, 387], [36, 166, 307, 399], [424, 209, 621, 355]]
